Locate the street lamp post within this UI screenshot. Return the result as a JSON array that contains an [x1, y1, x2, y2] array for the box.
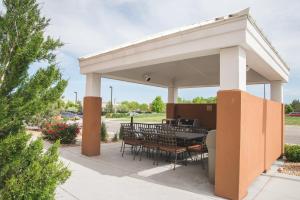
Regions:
[[109, 86, 113, 113]]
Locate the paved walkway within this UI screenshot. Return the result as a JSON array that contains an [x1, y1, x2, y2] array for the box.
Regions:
[[54, 142, 300, 200]]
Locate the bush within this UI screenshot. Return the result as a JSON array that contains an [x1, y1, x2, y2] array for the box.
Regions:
[[0, 132, 70, 199], [119, 126, 124, 140], [285, 144, 300, 162], [42, 123, 80, 144], [101, 122, 108, 142], [112, 133, 118, 142]]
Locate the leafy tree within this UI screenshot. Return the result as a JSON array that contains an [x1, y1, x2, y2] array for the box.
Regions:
[[285, 104, 293, 114], [291, 99, 300, 112], [139, 103, 149, 112], [65, 100, 82, 113], [176, 96, 217, 104], [151, 96, 165, 113], [177, 97, 191, 103], [192, 97, 206, 103], [116, 101, 143, 113], [192, 96, 217, 103], [127, 101, 139, 111], [0, 0, 67, 136], [205, 97, 217, 103], [27, 98, 66, 127]]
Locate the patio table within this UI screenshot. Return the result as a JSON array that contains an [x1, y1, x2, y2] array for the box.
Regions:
[[175, 132, 206, 140]]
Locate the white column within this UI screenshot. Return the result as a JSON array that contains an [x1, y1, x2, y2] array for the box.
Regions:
[[220, 46, 246, 91], [270, 81, 283, 103], [168, 87, 178, 103], [85, 73, 101, 97]]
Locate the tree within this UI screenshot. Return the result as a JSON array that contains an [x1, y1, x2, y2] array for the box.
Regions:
[[206, 97, 217, 103], [27, 98, 66, 127], [65, 100, 82, 113], [151, 96, 165, 113], [115, 102, 129, 113], [192, 97, 206, 103], [177, 97, 191, 103], [291, 99, 300, 112], [0, 0, 67, 136], [139, 103, 149, 112], [285, 104, 293, 114]]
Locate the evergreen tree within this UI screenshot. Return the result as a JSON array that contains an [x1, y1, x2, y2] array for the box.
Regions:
[[0, 0, 67, 136]]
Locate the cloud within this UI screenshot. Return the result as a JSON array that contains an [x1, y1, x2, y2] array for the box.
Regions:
[[26, 0, 300, 102]]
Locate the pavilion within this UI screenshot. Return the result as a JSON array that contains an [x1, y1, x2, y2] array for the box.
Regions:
[[78, 8, 289, 200]]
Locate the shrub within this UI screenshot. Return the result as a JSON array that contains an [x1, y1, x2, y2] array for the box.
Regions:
[[119, 126, 124, 140], [0, 132, 70, 199], [112, 133, 118, 142], [101, 122, 108, 142], [42, 123, 80, 144], [285, 144, 300, 162]]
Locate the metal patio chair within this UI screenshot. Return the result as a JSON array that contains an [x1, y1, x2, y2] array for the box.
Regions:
[[157, 128, 187, 170], [120, 126, 142, 160], [139, 128, 159, 164]]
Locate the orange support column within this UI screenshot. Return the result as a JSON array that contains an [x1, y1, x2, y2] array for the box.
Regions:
[[82, 96, 101, 156]]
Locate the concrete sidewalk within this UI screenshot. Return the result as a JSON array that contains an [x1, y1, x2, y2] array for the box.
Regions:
[[55, 142, 300, 200]]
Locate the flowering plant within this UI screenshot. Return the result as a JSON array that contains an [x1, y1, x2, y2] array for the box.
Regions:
[[42, 122, 80, 144]]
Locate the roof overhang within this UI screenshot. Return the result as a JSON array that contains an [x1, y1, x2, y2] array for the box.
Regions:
[[79, 8, 289, 88]]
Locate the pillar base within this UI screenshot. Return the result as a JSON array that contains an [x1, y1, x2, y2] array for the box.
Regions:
[[82, 96, 101, 156]]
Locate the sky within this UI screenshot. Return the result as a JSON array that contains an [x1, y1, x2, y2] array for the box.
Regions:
[[19, 0, 300, 103]]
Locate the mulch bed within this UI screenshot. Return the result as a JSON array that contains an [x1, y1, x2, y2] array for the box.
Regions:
[[278, 162, 300, 176]]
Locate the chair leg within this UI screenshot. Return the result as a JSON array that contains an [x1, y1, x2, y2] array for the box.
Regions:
[[152, 148, 156, 165], [120, 140, 124, 152], [122, 143, 126, 157], [174, 153, 177, 170], [133, 146, 137, 160], [139, 146, 143, 161], [134, 145, 141, 161], [201, 151, 205, 170]]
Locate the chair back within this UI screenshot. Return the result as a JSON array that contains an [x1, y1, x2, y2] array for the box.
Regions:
[[157, 128, 177, 147], [140, 128, 158, 145], [121, 126, 137, 141]]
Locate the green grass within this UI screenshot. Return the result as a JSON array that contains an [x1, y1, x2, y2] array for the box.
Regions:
[[285, 116, 300, 126], [107, 113, 300, 125], [107, 113, 165, 123]]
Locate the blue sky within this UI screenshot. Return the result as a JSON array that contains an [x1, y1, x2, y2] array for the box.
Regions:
[[31, 0, 299, 103]]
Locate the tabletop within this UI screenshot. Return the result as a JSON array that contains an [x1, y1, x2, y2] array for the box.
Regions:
[[175, 132, 206, 140]]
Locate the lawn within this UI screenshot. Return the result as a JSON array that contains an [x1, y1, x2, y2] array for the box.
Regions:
[[107, 113, 165, 123], [285, 116, 300, 126], [107, 113, 300, 125]]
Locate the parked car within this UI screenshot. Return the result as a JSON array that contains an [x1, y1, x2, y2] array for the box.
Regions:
[[61, 111, 82, 119], [288, 112, 300, 117]]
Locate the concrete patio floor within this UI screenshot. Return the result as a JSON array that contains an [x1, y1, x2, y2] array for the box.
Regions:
[[54, 142, 300, 200]]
